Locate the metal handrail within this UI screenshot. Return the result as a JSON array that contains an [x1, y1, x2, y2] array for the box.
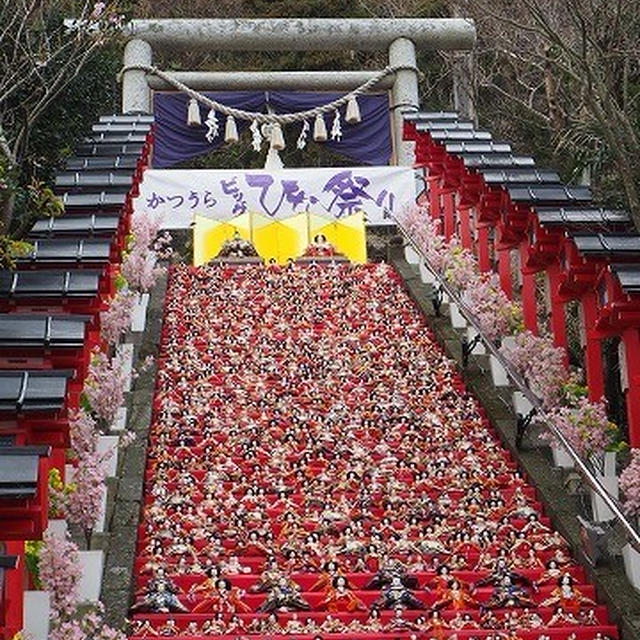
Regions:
[[397, 222, 640, 552]]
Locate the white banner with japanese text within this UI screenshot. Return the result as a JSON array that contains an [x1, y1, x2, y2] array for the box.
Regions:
[[134, 167, 418, 228]]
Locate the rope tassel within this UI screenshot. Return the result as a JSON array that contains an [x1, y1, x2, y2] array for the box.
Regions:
[[313, 114, 328, 142], [346, 95, 361, 124], [224, 115, 239, 144], [187, 98, 201, 127], [270, 123, 286, 151]]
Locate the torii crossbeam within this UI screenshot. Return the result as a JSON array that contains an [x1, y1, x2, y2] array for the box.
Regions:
[[121, 18, 476, 165]]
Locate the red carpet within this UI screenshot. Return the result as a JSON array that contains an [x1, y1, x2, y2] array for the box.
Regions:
[[129, 263, 617, 640]]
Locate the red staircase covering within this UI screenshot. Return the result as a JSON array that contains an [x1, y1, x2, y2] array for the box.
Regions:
[[129, 263, 617, 640]]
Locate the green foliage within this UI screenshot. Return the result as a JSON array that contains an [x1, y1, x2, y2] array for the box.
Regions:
[[0, 236, 33, 270], [0, 156, 18, 199], [607, 434, 629, 454], [80, 391, 93, 415], [24, 540, 44, 589], [27, 180, 64, 218], [561, 381, 589, 404], [114, 273, 129, 291], [48, 467, 76, 518], [8, 185, 59, 237], [24, 45, 121, 188], [560, 378, 628, 453], [0, 1, 126, 231], [8, 44, 121, 237]]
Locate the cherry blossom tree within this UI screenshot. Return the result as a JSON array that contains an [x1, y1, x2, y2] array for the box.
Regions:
[[83, 348, 128, 430], [545, 397, 618, 459], [398, 205, 450, 272], [66, 453, 107, 541], [63, 408, 135, 542], [39, 531, 81, 623], [443, 243, 477, 291], [40, 532, 126, 637], [49, 608, 127, 640], [121, 214, 172, 293], [462, 272, 522, 341], [100, 289, 136, 346], [500, 331, 569, 408], [69, 409, 99, 458], [620, 449, 640, 518]]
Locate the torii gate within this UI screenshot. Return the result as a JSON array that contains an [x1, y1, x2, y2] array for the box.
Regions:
[[121, 18, 476, 166]]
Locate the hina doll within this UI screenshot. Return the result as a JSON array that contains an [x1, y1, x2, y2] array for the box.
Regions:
[[432, 578, 479, 611], [365, 556, 419, 589], [373, 575, 426, 610], [384, 606, 418, 632], [480, 574, 538, 610], [191, 577, 251, 613], [546, 605, 581, 626], [256, 575, 312, 612], [310, 560, 344, 591], [129, 620, 159, 637], [540, 573, 597, 611], [320, 575, 366, 612], [130, 569, 189, 613]]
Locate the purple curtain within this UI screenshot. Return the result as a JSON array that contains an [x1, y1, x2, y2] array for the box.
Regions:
[[153, 91, 265, 168], [152, 91, 392, 168], [269, 92, 392, 166]]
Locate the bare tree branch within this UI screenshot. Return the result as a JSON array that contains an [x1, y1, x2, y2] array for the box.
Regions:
[[0, 0, 124, 227], [454, 0, 640, 227]]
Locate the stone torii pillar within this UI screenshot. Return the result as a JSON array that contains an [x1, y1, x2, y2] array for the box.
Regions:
[[388, 37, 419, 166], [122, 38, 152, 113], [121, 18, 476, 166]]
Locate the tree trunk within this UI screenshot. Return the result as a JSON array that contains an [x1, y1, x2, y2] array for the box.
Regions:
[[0, 121, 18, 232], [616, 163, 640, 231], [0, 192, 15, 233], [543, 48, 564, 136]]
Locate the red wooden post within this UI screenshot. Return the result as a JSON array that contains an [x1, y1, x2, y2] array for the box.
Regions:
[[458, 206, 473, 250], [622, 327, 640, 448], [442, 190, 456, 241], [3, 542, 23, 639], [477, 226, 491, 273], [581, 291, 606, 401], [427, 175, 440, 220], [51, 446, 65, 483], [498, 248, 513, 299], [547, 262, 569, 358], [520, 243, 538, 335]]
